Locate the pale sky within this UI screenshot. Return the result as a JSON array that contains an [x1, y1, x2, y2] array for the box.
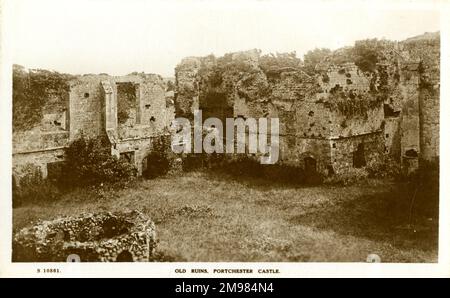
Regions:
[[9, 0, 441, 77]]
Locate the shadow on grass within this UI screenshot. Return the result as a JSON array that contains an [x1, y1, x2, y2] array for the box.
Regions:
[[200, 169, 322, 191], [288, 181, 439, 252]]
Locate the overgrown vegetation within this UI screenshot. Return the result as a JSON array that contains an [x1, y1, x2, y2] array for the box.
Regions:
[[303, 48, 332, 75], [143, 136, 171, 179], [302, 39, 392, 75], [117, 82, 137, 124], [323, 168, 369, 186], [323, 156, 402, 186], [59, 136, 137, 187], [12, 164, 60, 208], [13, 170, 438, 262], [259, 52, 302, 77], [366, 155, 402, 179], [327, 90, 382, 118], [13, 64, 74, 132], [352, 39, 385, 73]]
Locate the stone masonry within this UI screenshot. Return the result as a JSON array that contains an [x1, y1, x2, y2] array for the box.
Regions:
[[13, 73, 175, 180], [12, 32, 439, 180], [174, 32, 440, 175]]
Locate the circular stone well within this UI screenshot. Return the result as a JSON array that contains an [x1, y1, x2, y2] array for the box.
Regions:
[[13, 210, 156, 262]]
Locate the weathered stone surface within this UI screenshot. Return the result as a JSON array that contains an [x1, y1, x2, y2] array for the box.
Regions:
[[13, 72, 175, 180], [12, 32, 439, 181], [174, 51, 386, 175], [173, 32, 440, 175], [13, 210, 156, 262]]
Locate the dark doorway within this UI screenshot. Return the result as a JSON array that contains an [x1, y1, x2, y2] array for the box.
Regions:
[[304, 157, 317, 173], [116, 250, 133, 262], [353, 143, 366, 168], [143, 152, 169, 179], [200, 91, 233, 138]]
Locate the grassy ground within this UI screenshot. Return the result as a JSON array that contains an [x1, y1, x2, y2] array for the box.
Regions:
[[13, 171, 438, 262]]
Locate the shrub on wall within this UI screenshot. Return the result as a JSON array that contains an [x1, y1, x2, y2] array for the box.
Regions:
[[13, 64, 74, 132], [259, 52, 302, 75], [303, 48, 332, 75], [328, 91, 382, 118], [143, 136, 171, 179], [59, 136, 137, 187]]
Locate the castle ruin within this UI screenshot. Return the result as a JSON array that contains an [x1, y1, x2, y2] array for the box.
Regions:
[[12, 32, 440, 181], [173, 34, 439, 176], [13, 72, 175, 179]]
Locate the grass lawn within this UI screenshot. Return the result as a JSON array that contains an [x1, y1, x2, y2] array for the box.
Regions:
[[13, 171, 438, 262]]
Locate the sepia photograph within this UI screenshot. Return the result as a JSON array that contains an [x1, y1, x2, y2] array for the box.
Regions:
[[1, 0, 448, 279]]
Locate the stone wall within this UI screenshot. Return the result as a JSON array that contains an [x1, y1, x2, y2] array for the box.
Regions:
[[69, 76, 108, 139], [318, 62, 371, 95], [331, 132, 385, 174], [420, 88, 439, 161], [13, 211, 156, 262], [13, 33, 439, 182], [416, 40, 440, 162], [13, 148, 66, 180], [174, 51, 386, 175], [293, 101, 331, 138], [13, 82, 70, 180], [279, 137, 332, 173], [113, 75, 171, 140], [329, 105, 384, 138], [13, 72, 175, 181], [384, 117, 401, 159], [174, 57, 201, 119], [112, 135, 173, 177]]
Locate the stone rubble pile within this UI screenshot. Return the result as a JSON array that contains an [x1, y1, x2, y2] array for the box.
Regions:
[[13, 210, 156, 262]]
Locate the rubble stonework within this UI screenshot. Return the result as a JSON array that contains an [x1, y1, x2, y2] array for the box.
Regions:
[[174, 52, 384, 174], [174, 33, 440, 175], [12, 32, 439, 180], [13, 72, 175, 179], [13, 211, 156, 262]]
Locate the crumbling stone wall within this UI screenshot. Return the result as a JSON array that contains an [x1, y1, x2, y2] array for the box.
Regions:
[[318, 62, 371, 95], [329, 105, 384, 138], [112, 74, 171, 139], [12, 148, 66, 180], [12, 68, 71, 180], [13, 71, 175, 181], [174, 57, 202, 119], [13, 211, 156, 262], [331, 132, 384, 174], [70, 73, 175, 175], [174, 50, 386, 175], [12, 33, 439, 182], [294, 101, 331, 139], [420, 88, 439, 161], [414, 38, 440, 162]]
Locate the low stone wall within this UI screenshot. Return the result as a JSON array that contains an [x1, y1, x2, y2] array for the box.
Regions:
[[13, 211, 156, 262]]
